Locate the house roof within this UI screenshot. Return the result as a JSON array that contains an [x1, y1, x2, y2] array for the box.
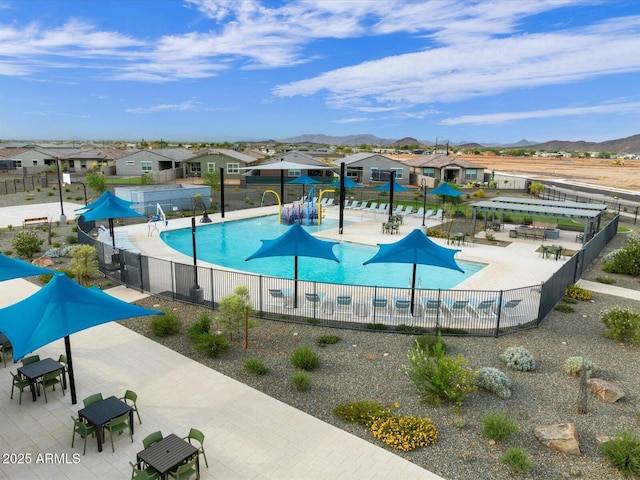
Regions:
[[188, 148, 257, 164], [145, 148, 194, 161], [334, 153, 407, 167], [263, 151, 328, 167], [404, 154, 485, 169]]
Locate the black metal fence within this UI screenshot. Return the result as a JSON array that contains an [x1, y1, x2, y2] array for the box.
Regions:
[[77, 213, 618, 337]]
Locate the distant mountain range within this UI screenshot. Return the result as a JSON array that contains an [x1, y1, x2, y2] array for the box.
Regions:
[[280, 133, 640, 154]]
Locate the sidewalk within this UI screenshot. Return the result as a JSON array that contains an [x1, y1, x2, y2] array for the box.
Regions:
[[577, 279, 640, 301]]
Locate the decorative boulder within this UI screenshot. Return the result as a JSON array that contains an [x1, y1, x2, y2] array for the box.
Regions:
[[534, 423, 581, 455], [32, 255, 54, 267], [586, 378, 625, 403]]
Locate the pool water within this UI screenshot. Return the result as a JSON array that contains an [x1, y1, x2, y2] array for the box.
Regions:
[[160, 216, 484, 288]]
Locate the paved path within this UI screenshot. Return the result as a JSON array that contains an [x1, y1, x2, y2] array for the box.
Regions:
[[577, 279, 640, 301]]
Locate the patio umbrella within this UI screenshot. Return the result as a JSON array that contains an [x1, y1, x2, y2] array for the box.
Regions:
[[287, 173, 321, 199], [329, 177, 362, 189], [427, 182, 462, 211], [0, 253, 56, 281], [373, 180, 411, 193], [0, 272, 162, 404], [79, 195, 145, 247], [363, 229, 464, 315], [245, 223, 339, 308], [75, 190, 127, 213]]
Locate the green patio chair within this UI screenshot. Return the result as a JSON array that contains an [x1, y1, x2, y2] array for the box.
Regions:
[[82, 392, 103, 407], [38, 370, 65, 403], [10, 371, 30, 405], [168, 454, 199, 480], [142, 431, 163, 449], [121, 389, 142, 424], [70, 416, 95, 456], [130, 461, 160, 480], [104, 412, 133, 453], [21, 354, 40, 366], [183, 428, 208, 468], [1, 341, 12, 368], [58, 354, 68, 373]]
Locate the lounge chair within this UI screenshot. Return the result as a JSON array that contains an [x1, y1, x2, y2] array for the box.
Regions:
[[432, 209, 443, 221], [325, 198, 335, 207], [444, 298, 472, 320], [470, 299, 498, 320], [422, 298, 445, 326], [499, 299, 525, 323], [370, 297, 390, 321], [335, 294, 353, 315], [366, 202, 378, 212], [347, 201, 360, 210], [267, 288, 293, 309], [403, 206, 413, 216], [319, 198, 328, 206], [355, 201, 368, 211], [302, 292, 327, 314], [423, 209, 434, 219], [412, 207, 424, 218], [392, 298, 413, 322], [392, 205, 404, 215], [376, 203, 388, 214]]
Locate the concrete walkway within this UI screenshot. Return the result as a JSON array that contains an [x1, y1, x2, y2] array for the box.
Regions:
[[0, 281, 442, 480]]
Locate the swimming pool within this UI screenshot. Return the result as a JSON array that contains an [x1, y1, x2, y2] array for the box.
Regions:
[[160, 216, 485, 288]]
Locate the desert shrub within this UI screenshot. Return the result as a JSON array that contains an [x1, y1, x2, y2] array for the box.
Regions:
[[290, 344, 320, 371], [52, 241, 62, 248], [499, 346, 536, 372], [70, 244, 99, 286], [475, 189, 486, 198], [370, 415, 438, 451], [484, 231, 496, 242], [426, 228, 448, 238], [599, 429, 640, 477], [12, 230, 43, 258], [601, 307, 640, 343], [66, 234, 78, 244], [414, 333, 447, 356], [291, 371, 311, 391], [243, 357, 270, 375], [564, 356, 598, 378], [555, 303, 574, 313], [562, 296, 578, 304], [602, 238, 640, 277], [482, 411, 519, 441], [501, 447, 532, 475], [151, 312, 181, 337], [475, 367, 512, 399], [596, 276, 616, 285], [217, 285, 254, 339], [44, 246, 74, 258], [194, 331, 230, 358], [565, 284, 592, 301], [188, 313, 211, 340], [404, 342, 477, 406], [334, 400, 390, 427], [317, 334, 340, 347]]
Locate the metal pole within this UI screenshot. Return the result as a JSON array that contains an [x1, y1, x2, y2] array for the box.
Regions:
[[219, 167, 225, 218], [55, 157, 66, 221], [421, 178, 427, 226]]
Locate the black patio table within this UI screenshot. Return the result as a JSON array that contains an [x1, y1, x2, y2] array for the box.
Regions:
[[78, 396, 133, 452], [17, 357, 66, 402], [137, 433, 199, 480]]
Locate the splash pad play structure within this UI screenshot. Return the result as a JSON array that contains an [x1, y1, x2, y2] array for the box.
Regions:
[[262, 186, 334, 226]]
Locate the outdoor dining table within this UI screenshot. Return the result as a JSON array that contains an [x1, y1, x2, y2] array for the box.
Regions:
[[78, 396, 134, 452], [448, 232, 465, 246], [17, 357, 66, 402], [542, 245, 564, 261], [137, 433, 199, 480]]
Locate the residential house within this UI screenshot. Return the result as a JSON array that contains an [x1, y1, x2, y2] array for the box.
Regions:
[[115, 148, 193, 177], [404, 154, 485, 188], [244, 151, 335, 185], [184, 148, 258, 185], [333, 153, 410, 185]]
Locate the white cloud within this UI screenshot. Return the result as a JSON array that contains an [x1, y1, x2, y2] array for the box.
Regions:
[[441, 101, 640, 125], [125, 100, 205, 114]]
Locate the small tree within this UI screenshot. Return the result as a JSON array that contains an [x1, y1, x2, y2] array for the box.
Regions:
[[529, 181, 545, 198], [13, 230, 44, 258], [217, 285, 254, 341], [86, 171, 107, 194], [70, 244, 99, 286], [140, 173, 153, 185], [202, 170, 221, 197]]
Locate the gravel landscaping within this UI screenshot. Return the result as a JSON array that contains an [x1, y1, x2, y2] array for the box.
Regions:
[[2, 188, 640, 479]]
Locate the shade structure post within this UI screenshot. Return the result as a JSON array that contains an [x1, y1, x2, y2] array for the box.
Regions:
[[220, 167, 225, 218], [190, 204, 204, 304], [293, 256, 299, 308], [64, 335, 77, 404], [388, 170, 395, 223], [339, 163, 345, 235], [410, 263, 417, 316], [421, 179, 427, 226]]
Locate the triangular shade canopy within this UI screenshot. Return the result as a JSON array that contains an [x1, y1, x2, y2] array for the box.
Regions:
[[329, 177, 362, 188], [0, 253, 56, 281], [286, 173, 322, 185], [75, 190, 131, 213], [246, 223, 339, 262], [427, 183, 462, 197], [374, 180, 411, 192], [0, 272, 162, 361], [79, 196, 145, 221]]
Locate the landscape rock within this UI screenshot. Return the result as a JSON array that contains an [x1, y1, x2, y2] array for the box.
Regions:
[[534, 423, 581, 455], [32, 255, 54, 267], [586, 378, 625, 403]]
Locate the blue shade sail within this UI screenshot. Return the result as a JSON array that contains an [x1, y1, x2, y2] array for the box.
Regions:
[[427, 183, 462, 197], [329, 177, 362, 188], [373, 180, 411, 192], [0, 253, 56, 281]]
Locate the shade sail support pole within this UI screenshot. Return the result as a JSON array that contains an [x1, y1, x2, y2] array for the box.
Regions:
[[64, 335, 77, 405]]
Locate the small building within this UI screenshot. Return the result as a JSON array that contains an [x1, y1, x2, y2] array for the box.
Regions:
[[404, 154, 485, 188], [333, 153, 410, 185], [115, 184, 212, 216], [184, 148, 258, 186], [244, 151, 335, 185]]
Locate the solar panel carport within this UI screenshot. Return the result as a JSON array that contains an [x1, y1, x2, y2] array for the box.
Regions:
[[470, 198, 606, 245]]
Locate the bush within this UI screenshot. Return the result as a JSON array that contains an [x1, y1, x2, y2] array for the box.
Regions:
[[334, 400, 390, 427], [601, 307, 640, 343], [554, 303, 574, 313], [70, 244, 99, 286], [12, 230, 43, 258], [370, 415, 438, 451], [194, 331, 230, 358], [499, 346, 536, 372], [482, 411, 519, 441], [414, 333, 447, 356], [602, 238, 640, 277], [66, 234, 78, 244], [188, 313, 211, 341], [596, 276, 616, 285], [243, 357, 270, 375], [564, 356, 598, 378], [317, 334, 340, 347], [564, 284, 592, 301], [475, 367, 512, 399], [150, 312, 181, 337], [403, 343, 477, 406], [599, 429, 640, 477], [290, 344, 320, 371], [291, 371, 311, 391], [501, 447, 532, 475]]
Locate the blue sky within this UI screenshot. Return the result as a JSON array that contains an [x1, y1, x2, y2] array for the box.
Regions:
[[1, 0, 640, 144]]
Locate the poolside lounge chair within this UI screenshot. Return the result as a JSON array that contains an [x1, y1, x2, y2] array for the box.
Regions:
[[470, 299, 498, 321], [335, 294, 353, 315], [365, 202, 378, 212], [423, 209, 434, 219], [347, 201, 360, 210], [432, 209, 443, 221], [325, 198, 335, 207], [444, 298, 472, 320], [422, 299, 445, 326], [392, 205, 404, 215], [267, 288, 293, 309], [376, 203, 388, 214], [302, 292, 327, 314], [412, 207, 424, 218], [355, 201, 368, 211], [392, 298, 413, 322], [319, 198, 328, 206], [370, 297, 390, 321], [402, 206, 413, 216], [499, 299, 525, 323]]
